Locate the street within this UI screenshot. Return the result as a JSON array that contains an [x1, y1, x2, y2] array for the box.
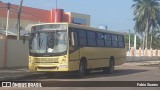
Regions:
[[1, 61, 159, 90], [17, 62, 160, 81]]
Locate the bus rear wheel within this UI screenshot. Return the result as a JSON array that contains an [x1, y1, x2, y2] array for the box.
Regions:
[[103, 59, 114, 74]]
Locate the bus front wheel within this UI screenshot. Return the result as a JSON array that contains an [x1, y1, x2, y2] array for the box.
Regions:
[[76, 61, 85, 78]]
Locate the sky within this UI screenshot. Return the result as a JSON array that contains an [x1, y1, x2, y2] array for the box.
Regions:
[[1, 0, 135, 32]]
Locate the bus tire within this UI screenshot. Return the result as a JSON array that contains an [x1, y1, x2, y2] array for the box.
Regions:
[[108, 59, 115, 74], [76, 61, 85, 78], [45, 72, 55, 78], [103, 59, 115, 74]]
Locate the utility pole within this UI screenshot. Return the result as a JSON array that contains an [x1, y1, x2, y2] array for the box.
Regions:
[[129, 29, 131, 51], [17, 0, 23, 40], [0, 1, 11, 36], [6, 3, 10, 36], [55, 0, 57, 23], [0, 1, 10, 67], [134, 31, 137, 56]]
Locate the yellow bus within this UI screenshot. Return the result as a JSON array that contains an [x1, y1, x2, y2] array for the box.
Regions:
[[27, 23, 126, 77]]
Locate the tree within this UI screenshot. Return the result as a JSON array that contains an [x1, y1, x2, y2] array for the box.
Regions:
[[132, 0, 160, 49], [148, 30, 160, 49]]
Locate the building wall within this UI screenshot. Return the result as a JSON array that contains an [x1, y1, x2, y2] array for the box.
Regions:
[[63, 12, 90, 26], [0, 39, 28, 67], [6, 40, 29, 67], [0, 17, 42, 30], [0, 39, 4, 67], [0, 3, 51, 22]]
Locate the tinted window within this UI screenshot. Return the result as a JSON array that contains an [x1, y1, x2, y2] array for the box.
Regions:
[[112, 41, 118, 47], [97, 33, 104, 46], [118, 42, 125, 48], [79, 30, 87, 46], [118, 36, 123, 42], [79, 30, 86, 38], [97, 33, 103, 39], [87, 31, 96, 46], [111, 35, 117, 41], [111, 35, 118, 47], [87, 31, 96, 39], [105, 41, 111, 47], [104, 33, 111, 47], [118, 35, 125, 48], [105, 34, 111, 40]]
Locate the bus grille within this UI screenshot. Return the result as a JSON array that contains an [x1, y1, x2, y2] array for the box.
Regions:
[[35, 58, 59, 63]]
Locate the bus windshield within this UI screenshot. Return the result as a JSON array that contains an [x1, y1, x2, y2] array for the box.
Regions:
[[29, 30, 67, 56]]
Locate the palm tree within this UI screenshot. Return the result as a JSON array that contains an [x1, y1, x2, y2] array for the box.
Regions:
[[132, 0, 160, 49], [152, 30, 160, 49], [149, 16, 156, 49], [133, 15, 145, 49]]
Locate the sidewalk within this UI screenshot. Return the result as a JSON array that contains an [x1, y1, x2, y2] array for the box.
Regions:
[[0, 67, 42, 81], [124, 60, 160, 66]]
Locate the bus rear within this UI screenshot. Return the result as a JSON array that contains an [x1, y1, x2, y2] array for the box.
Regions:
[[28, 23, 69, 72]]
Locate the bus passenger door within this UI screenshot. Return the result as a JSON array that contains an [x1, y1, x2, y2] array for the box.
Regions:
[[69, 31, 80, 71]]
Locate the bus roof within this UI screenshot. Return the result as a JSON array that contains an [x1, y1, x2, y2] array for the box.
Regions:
[[30, 23, 124, 35], [68, 23, 124, 35]]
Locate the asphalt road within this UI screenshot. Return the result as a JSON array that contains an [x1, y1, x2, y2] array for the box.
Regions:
[[1, 62, 160, 90], [16, 62, 160, 81]]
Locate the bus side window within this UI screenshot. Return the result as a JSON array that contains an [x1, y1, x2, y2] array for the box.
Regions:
[[111, 35, 118, 48], [118, 35, 125, 48], [104, 33, 111, 47], [97, 33, 105, 47], [79, 30, 87, 46], [87, 31, 96, 46]]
